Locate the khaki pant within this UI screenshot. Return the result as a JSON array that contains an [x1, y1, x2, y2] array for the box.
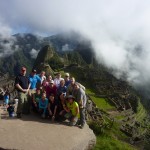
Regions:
[[29, 89, 36, 95], [17, 92, 29, 114]]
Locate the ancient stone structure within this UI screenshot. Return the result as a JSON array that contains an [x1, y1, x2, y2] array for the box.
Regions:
[[0, 73, 17, 101]]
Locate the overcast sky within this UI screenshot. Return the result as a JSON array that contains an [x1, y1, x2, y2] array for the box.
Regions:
[[0, 0, 150, 87]]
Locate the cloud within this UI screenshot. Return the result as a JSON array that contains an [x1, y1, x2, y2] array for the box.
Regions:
[[0, 22, 18, 57], [29, 48, 40, 59], [0, 0, 150, 87]]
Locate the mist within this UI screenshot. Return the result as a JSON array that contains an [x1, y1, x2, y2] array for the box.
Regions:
[[0, 0, 150, 87]]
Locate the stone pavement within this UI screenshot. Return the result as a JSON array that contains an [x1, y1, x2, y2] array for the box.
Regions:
[[0, 104, 96, 150]]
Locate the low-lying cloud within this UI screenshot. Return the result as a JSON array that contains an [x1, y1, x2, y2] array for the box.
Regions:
[[29, 48, 40, 59], [0, 0, 150, 87], [0, 22, 18, 57]]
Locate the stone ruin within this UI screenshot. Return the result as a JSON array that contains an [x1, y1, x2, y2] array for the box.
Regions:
[[86, 94, 114, 129], [0, 73, 17, 102]]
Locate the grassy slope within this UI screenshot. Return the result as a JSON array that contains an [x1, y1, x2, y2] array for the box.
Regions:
[[135, 100, 147, 122], [86, 88, 115, 111], [86, 88, 137, 150]]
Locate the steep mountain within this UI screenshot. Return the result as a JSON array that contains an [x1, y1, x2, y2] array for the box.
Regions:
[[0, 32, 85, 75], [75, 41, 94, 65], [33, 45, 62, 75]]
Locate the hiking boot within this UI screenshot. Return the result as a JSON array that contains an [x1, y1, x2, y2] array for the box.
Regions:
[[17, 113, 22, 118], [41, 114, 45, 119], [80, 124, 85, 129]]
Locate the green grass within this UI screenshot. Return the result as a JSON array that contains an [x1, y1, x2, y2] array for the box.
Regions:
[[135, 100, 147, 122], [86, 88, 138, 150], [86, 88, 115, 111], [90, 121, 136, 150], [94, 134, 136, 150], [91, 95, 115, 111]]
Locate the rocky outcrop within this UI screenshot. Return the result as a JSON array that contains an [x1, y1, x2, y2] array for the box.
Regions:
[[0, 106, 96, 150]]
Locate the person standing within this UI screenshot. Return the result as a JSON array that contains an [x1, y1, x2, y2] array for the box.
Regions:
[[54, 72, 64, 88], [15, 67, 30, 118], [29, 69, 41, 94], [64, 73, 71, 88], [73, 82, 87, 129]]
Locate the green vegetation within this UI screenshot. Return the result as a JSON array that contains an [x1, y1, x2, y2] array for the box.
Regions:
[[94, 135, 135, 150], [48, 53, 64, 70], [64, 51, 87, 66], [86, 88, 115, 111], [91, 96, 115, 111], [89, 120, 136, 150], [135, 100, 147, 122], [85, 89, 137, 150]]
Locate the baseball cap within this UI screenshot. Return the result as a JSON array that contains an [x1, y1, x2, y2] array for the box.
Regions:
[[50, 80, 54, 84], [66, 95, 75, 100], [32, 69, 37, 73], [65, 73, 70, 77]]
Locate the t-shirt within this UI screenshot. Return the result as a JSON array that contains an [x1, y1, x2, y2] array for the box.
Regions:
[[64, 80, 71, 87], [54, 78, 64, 88], [57, 85, 67, 95], [49, 100, 58, 114], [7, 106, 14, 113], [29, 74, 41, 89], [39, 98, 49, 109], [15, 74, 30, 92], [34, 93, 42, 103], [73, 88, 87, 107], [46, 85, 57, 98], [66, 101, 80, 118]]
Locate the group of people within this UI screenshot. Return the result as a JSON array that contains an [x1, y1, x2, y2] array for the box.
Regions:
[[15, 66, 87, 128]]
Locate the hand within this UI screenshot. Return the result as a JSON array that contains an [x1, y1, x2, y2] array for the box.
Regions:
[[22, 89, 27, 93], [49, 111, 52, 116], [71, 117, 75, 122], [66, 109, 70, 113], [80, 105, 83, 109], [52, 115, 55, 122]]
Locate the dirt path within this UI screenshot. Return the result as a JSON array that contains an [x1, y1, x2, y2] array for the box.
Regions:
[[0, 105, 96, 150]]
